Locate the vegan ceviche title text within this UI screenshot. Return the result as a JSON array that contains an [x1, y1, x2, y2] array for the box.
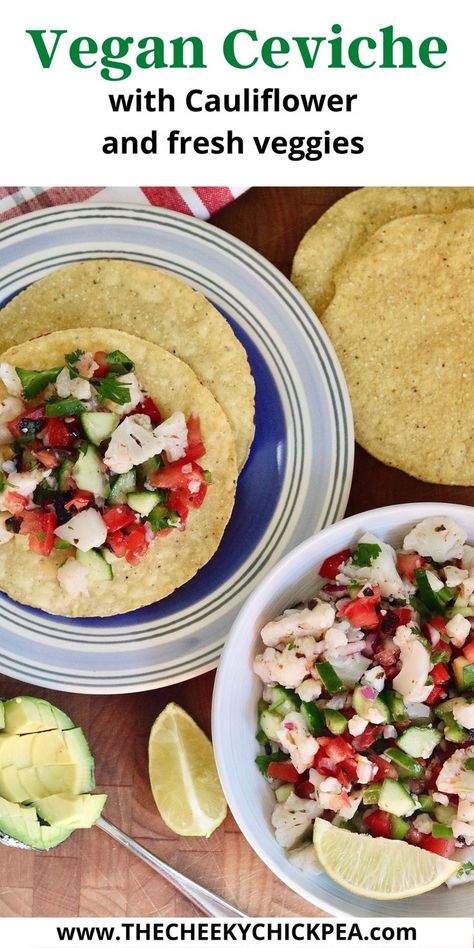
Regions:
[[25, 25, 447, 80]]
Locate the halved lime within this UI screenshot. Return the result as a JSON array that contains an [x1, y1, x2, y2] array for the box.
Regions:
[[148, 703, 227, 837], [313, 818, 457, 899]]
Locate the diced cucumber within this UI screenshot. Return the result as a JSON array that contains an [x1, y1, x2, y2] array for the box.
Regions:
[[378, 778, 414, 817], [396, 726, 441, 760], [323, 709, 348, 735], [259, 710, 283, 742], [434, 803, 457, 826], [80, 412, 118, 446], [418, 794, 435, 813], [435, 698, 460, 721], [315, 662, 345, 694], [383, 690, 407, 723], [109, 470, 136, 505], [385, 747, 425, 779], [139, 455, 164, 479], [301, 702, 325, 736], [148, 505, 179, 532], [72, 445, 108, 498], [390, 815, 409, 840], [57, 458, 75, 492], [268, 687, 301, 715], [127, 491, 160, 516], [363, 783, 382, 805], [414, 569, 453, 614], [275, 783, 294, 803], [444, 715, 470, 743], [352, 685, 390, 723], [76, 549, 113, 581]]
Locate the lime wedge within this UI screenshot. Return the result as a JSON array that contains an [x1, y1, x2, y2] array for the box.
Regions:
[[313, 818, 457, 899], [148, 703, 227, 837]]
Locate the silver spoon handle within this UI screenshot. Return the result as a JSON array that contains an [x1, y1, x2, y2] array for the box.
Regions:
[[97, 817, 246, 918]]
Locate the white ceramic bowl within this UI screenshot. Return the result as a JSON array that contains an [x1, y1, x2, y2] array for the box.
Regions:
[[213, 503, 474, 917]]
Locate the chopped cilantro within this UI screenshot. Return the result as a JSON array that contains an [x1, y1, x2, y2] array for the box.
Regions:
[[456, 861, 474, 877], [65, 349, 85, 371], [106, 350, 135, 373], [203, 470, 213, 484], [45, 397, 86, 417], [352, 542, 382, 567], [465, 759, 474, 771], [94, 376, 132, 405], [287, 641, 296, 651], [16, 366, 62, 400]]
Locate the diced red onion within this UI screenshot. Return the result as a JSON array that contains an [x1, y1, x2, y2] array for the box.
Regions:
[[425, 623, 441, 647], [361, 685, 377, 701], [320, 584, 349, 598], [361, 632, 380, 658], [284, 722, 296, 731]]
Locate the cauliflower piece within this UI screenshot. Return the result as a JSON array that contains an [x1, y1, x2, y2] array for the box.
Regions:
[[253, 647, 311, 689], [293, 635, 322, 659], [432, 792, 450, 806], [55, 367, 72, 398], [276, 712, 319, 774], [0, 513, 14, 545], [296, 678, 322, 702], [70, 377, 92, 400], [403, 516, 466, 563], [457, 799, 474, 823], [54, 509, 107, 552], [437, 749, 474, 795], [445, 614, 471, 648], [348, 714, 368, 737], [104, 414, 157, 474], [260, 601, 335, 648], [106, 372, 144, 416], [462, 545, 474, 571], [319, 777, 342, 794], [413, 814, 433, 834], [452, 820, 474, 844], [324, 626, 348, 650], [57, 558, 89, 598], [341, 531, 406, 599], [393, 624, 414, 649], [0, 363, 22, 396], [361, 664, 386, 694], [153, 411, 188, 462], [339, 791, 362, 821], [287, 842, 323, 873], [452, 700, 474, 731], [444, 565, 469, 587], [383, 725, 397, 740], [0, 396, 25, 445], [271, 794, 321, 849], [74, 352, 99, 378], [392, 635, 432, 703], [6, 468, 51, 499], [329, 653, 371, 688], [356, 756, 377, 784]]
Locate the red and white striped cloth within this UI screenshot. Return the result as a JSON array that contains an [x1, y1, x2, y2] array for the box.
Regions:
[[0, 186, 247, 224]]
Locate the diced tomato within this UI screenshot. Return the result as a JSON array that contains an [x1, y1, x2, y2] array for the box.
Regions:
[[168, 488, 189, 522], [406, 824, 423, 847], [33, 448, 60, 469], [337, 595, 380, 630], [294, 780, 315, 799], [391, 607, 413, 627], [102, 505, 136, 533], [64, 490, 94, 513], [3, 491, 29, 515], [92, 351, 109, 378], [338, 756, 359, 782], [19, 509, 57, 557], [364, 810, 391, 839], [420, 835, 456, 859], [266, 761, 299, 782], [374, 645, 400, 667], [313, 752, 338, 777], [149, 460, 205, 492], [430, 616, 448, 636], [107, 530, 128, 558], [45, 417, 75, 448], [351, 724, 384, 752], [432, 639, 452, 662], [188, 482, 207, 509], [184, 414, 206, 462], [431, 663, 451, 685], [427, 761, 442, 791], [131, 395, 162, 425], [369, 754, 398, 781], [463, 641, 474, 663], [425, 684, 447, 706], [317, 736, 354, 763], [124, 522, 149, 564], [397, 552, 426, 583], [319, 549, 351, 580], [7, 406, 45, 439]]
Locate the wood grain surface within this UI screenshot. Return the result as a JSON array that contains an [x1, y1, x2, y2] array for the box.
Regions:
[[1, 186, 473, 919]]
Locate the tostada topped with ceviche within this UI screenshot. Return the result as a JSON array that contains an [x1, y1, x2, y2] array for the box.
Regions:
[[0, 328, 237, 617], [254, 516, 474, 896]]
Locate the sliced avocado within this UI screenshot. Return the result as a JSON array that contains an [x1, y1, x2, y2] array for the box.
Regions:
[[2, 697, 74, 734], [0, 797, 72, 850], [72, 444, 108, 498], [76, 549, 113, 581], [0, 764, 31, 803], [0, 733, 36, 768], [33, 792, 107, 829], [20, 764, 91, 798]]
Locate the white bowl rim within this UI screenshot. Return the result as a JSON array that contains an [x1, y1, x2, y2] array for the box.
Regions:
[[212, 501, 474, 917]]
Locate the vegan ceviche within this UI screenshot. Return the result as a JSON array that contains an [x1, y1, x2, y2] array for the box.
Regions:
[[0, 348, 211, 598], [254, 517, 474, 885]]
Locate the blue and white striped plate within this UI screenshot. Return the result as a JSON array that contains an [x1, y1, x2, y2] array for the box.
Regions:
[[0, 204, 353, 693]]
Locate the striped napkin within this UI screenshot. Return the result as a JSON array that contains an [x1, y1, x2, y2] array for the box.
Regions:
[[0, 186, 247, 224]]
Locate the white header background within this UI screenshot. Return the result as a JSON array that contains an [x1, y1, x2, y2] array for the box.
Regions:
[[0, 0, 472, 185]]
